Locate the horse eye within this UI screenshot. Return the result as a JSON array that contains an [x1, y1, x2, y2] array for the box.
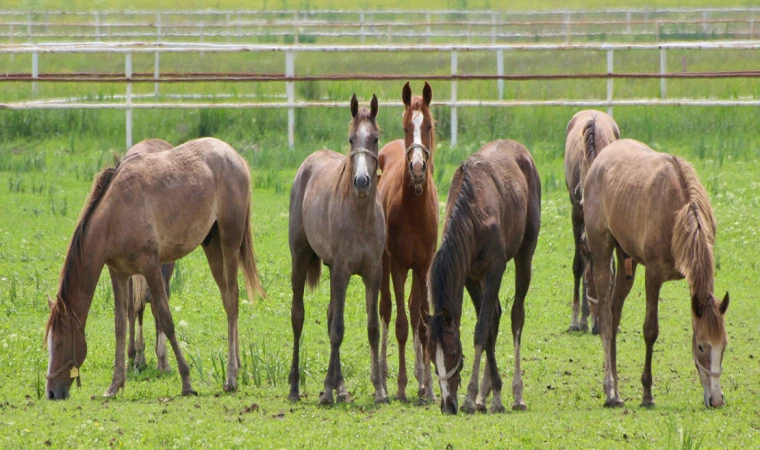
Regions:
[[698, 344, 704, 352], [373, 137, 379, 144], [348, 138, 353, 145]]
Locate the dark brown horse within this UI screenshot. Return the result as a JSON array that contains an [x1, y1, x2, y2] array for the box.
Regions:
[[377, 81, 438, 402], [563, 110, 619, 333], [584, 139, 729, 408], [44, 137, 264, 400], [121, 139, 175, 373], [288, 95, 389, 405], [426, 140, 541, 414]]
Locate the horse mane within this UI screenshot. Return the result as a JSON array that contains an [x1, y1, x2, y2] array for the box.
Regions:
[[576, 112, 618, 202], [428, 165, 479, 341], [45, 162, 120, 340], [339, 107, 380, 199], [403, 96, 436, 154], [670, 156, 722, 340]]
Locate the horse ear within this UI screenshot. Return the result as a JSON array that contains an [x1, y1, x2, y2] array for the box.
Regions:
[[720, 292, 729, 315], [350, 94, 358, 119], [402, 82, 412, 107], [370, 94, 378, 119], [47, 295, 54, 310], [378, 152, 386, 172], [442, 307, 453, 325], [692, 294, 703, 318], [422, 81, 433, 106]]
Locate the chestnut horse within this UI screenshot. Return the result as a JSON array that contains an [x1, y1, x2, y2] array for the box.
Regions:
[[122, 139, 175, 373], [378, 81, 438, 402], [44, 137, 264, 400], [584, 139, 729, 408], [563, 110, 619, 333], [426, 140, 541, 414], [288, 95, 389, 405]]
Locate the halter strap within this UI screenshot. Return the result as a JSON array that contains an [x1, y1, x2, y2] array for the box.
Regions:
[[587, 296, 599, 305], [47, 306, 84, 387], [695, 358, 722, 378], [405, 142, 431, 160], [436, 350, 463, 382], [349, 148, 378, 161]]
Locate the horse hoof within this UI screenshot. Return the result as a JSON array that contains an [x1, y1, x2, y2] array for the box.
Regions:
[[337, 392, 352, 404], [568, 324, 581, 332], [604, 398, 624, 408], [182, 389, 198, 397], [460, 404, 476, 414], [579, 323, 589, 333], [223, 383, 237, 393], [103, 390, 117, 398], [591, 325, 599, 335], [395, 392, 408, 403], [491, 404, 506, 414], [319, 392, 334, 405], [288, 392, 301, 403], [475, 403, 487, 413], [640, 401, 655, 408], [512, 402, 527, 411], [375, 396, 390, 405]]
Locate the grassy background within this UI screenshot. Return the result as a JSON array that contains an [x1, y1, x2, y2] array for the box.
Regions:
[[2, 0, 760, 448]]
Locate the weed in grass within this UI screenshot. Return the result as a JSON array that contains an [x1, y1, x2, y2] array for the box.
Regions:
[[170, 260, 186, 296], [188, 347, 207, 383]]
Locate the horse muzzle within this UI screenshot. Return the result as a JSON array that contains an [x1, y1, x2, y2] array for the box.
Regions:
[[441, 396, 458, 415], [46, 379, 72, 400]]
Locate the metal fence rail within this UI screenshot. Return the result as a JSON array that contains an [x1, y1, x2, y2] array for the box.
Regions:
[[1, 41, 759, 149]]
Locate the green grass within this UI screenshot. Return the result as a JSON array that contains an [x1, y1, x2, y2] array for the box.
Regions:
[[1, 115, 760, 447]]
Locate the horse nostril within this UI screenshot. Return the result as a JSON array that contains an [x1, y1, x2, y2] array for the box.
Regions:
[[709, 397, 713, 407], [48, 391, 55, 400]]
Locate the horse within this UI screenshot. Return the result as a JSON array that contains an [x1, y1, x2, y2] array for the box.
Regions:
[[120, 139, 176, 373], [44, 137, 264, 400], [426, 140, 541, 414], [583, 139, 729, 408], [288, 94, 389, 405], [377, 81, 438, 402], [563, 110, 619, 333]]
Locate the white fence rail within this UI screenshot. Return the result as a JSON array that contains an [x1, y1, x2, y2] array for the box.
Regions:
[[2, 41, 759, 149], [2, 7, 760, 44]]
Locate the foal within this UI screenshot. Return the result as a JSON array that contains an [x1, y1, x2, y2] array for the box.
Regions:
[[584, 139, 729, 408], [378, 81, 438, 402], [288, 95, 389, 405], [563, 110, 619, 333], [426, 140, 541, 414]]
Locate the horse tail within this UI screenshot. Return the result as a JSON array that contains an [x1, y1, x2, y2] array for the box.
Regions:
[[129, 275, 148, 313], [577, 117, 597, 201], [305, 253, 322, 291], [240, 203, 266, 300], [671, 157, 716, 297]]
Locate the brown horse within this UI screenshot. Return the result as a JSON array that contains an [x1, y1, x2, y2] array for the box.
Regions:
[[563, 110, 619, 333], [121, 139, 175, 373], [44, 137, 264, 400], [583, 139, 729, 408], [377, 81, 438, 402], [426, 140, 541, 414], [288, 95, 388, 405]]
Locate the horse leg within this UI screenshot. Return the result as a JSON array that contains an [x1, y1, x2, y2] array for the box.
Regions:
[[366, 266, 390, 404], [378, 253, 392, 396], [509, 245, 538, 411], [105, 268, 129, 397], [145, 263, 196, 396], [589, 234, 618, 407], [641, 271, 661, 407], [135, 299, 147, 371], [463, 257, 506, 414], [608, 247, 637, 404], [288, 247, 311, 402], [411, 268, 435, 402], [391, 263, 409, 402], [570, 205, 586, 332], [485, 308, 504, 413], [127, 277, 138, 370], [320, 267, 349, 405], [466, 277, 489, 411], [147, 294, 170, 373]]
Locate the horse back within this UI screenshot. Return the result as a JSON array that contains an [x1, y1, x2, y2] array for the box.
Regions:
[[564, 110, 619, 204]]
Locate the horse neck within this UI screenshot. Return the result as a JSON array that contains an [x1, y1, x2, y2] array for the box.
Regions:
[[429, 232, 472, 323], [59, 230, 106, 327]]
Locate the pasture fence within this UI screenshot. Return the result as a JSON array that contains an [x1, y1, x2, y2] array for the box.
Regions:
[[1, 41, 759, 149], [1, 7, 760, 44]]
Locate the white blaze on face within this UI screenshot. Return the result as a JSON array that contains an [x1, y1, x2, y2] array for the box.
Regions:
[[436, 344, 450, 401], [710, 345, 723, 397], [355, 153, 368, 180], [411, 111, 425, 171]]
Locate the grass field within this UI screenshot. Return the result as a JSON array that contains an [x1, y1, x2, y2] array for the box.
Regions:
[[2, 1, 760, 448]]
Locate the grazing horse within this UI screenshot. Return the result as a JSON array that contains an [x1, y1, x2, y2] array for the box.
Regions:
[[563, 110, 619, 333], [44, 137, 264, 400], [121, 139, 176, 373], [583, 139, 729, 408], [288, 95, 389, 405], [377, 81, 438, 402], [426, 140, 541, 414]]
